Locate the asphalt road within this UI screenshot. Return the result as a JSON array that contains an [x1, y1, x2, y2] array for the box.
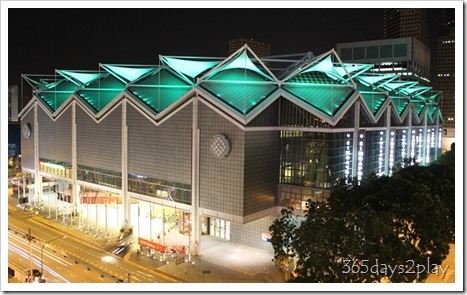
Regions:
[[8, 205, 169, 283]]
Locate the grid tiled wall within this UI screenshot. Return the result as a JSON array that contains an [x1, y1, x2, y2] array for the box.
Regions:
[[20, 110, 35, 170], [244, 131, 280, 215], [127, 103, 192, 185], [198, 102, 245, 216], [76, 105, 122, 172], [38, 107, 72, 164], [230, 213, 277, 250]]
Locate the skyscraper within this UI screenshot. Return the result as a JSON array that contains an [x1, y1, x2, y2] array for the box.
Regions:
[[229, 37, 271, 57], [8, 85, 19, 122], [436, 8, 455, 150], [384, 9, 431, 48]]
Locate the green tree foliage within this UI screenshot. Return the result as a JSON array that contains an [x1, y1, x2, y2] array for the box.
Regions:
[[271, 159, 454, 283], [269, 207, 298, 276]]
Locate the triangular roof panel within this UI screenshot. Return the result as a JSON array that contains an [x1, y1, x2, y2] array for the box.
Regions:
[[101, 64, 156, 84]]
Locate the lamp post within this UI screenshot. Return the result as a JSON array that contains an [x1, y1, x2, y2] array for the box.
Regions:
[[41, 235, 66, 279]]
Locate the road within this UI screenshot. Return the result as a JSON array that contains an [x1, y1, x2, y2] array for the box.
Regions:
[[8, 205, 168, 283]]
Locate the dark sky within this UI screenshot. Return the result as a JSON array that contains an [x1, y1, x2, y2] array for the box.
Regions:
[[8, 8, 387, 88]]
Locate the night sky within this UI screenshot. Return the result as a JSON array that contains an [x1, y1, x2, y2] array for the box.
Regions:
[[7, 6, 443, 95], [8, 8, 387, 87]]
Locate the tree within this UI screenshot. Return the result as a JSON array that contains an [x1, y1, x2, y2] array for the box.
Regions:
[[271, 167, 453, 283], [269, 207, 298, 280]]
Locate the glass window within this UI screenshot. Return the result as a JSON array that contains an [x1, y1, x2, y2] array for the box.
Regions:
[[366, 46, 378, 59], [340, 48, 352, 60], [380, 45, 393, 58], [353, 47, 365, 59], [394, 43, 407, 57]]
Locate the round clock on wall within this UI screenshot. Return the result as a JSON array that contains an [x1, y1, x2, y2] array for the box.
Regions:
[[22, 123, 31, 138]]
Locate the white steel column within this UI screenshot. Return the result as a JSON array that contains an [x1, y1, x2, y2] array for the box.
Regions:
[[191, 98, 201, 256], [72, 101, 80, 217], [122, 100, 130, 230], [384, 107, 391, 175], [34, 102, 40, 205], [352, 101, 360, 178], [407, 110, 413, 164], [422, 110, 428, 166]]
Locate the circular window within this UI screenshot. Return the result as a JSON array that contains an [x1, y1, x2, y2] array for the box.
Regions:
[[22, 123, 31, 138], [210, 134, 231, 159]]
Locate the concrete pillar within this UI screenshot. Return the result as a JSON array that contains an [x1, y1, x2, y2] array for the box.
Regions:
[[191, 97, 201, 255], [122, 100, 130, 229]]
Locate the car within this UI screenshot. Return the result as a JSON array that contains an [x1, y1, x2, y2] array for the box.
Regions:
[[112, 243, 129, 255]]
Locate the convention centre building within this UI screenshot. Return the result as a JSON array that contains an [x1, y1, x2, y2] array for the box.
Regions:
[[18, 45, 443, 253]]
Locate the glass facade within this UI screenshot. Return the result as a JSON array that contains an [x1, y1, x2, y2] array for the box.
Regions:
[[280, 131, 352, 189], [128, 174, 191, 205], [77, 165, 122, 189], [39, 159, 72, 178]]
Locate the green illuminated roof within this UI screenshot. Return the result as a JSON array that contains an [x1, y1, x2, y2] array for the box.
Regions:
[[37, 92, 73, 112], [360, 92, 387, 116], [390, 96, 410, 116], [282, 84, 354, 116], [101, 64, 156, 83], [57, 70, 104, 87], [200, 82, 278, 114], [160, 56, 220, 80], [355, 74, 398, 87], [412, 101, 426, 116], [23, 45, 442, 123], [128, 68, 192, 114]]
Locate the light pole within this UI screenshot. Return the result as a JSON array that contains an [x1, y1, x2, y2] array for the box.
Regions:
[[41, 235, 66, 280]]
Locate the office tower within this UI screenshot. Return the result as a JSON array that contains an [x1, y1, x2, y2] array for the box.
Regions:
[[229, 37, 271, 57], [336, 37, 431, 86], [436, 8, 455, 150], [384, 8, 431, 48], [8, 85, 19, 122]]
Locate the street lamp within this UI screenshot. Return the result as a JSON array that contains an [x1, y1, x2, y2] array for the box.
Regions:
[[41, 235, 66, 279]]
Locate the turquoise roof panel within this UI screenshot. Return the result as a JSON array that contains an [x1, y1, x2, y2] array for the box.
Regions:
[[57, 70, 103, 87], [355, 74, 397, 87], [200, 82, 278, 114], [136, 68, 191, 87], [161, 57, 220, 79], [286, 71, 338, 84], [88, 74, 126, 90], [412, 101, 426, 116], [335, 63, 373, 79], [102, 65, 155, 83], [282, 84, 354, 116], [203, 49, 275, 82], [77, 90, 123, 113], [361, 92, 387, 115], [390, 97, 410, 116], [129, 86, 192, 114], [37, 92, 73, 112]]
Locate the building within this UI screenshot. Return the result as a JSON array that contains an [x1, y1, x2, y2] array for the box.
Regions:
[[18, 45, 443, 254], [229, 37, 271, 57], [336, 37, 431, 85], [9, 85, 19, 122], [384, 8, 431, 48], [436, 8, 455, 152]]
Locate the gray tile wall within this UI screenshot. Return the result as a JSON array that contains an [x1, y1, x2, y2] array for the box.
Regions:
[[244, 131, 280, 215], [76, 105, 122, 172], [127, 103, 192, 185], [198, 102, 245, 216], [20, 110, 35, 170], [230, 213, 278, 250], [38, 107, 72, 163]]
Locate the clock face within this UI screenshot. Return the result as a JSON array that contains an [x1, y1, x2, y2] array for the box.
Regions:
[[22, 123, 31, 138]]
